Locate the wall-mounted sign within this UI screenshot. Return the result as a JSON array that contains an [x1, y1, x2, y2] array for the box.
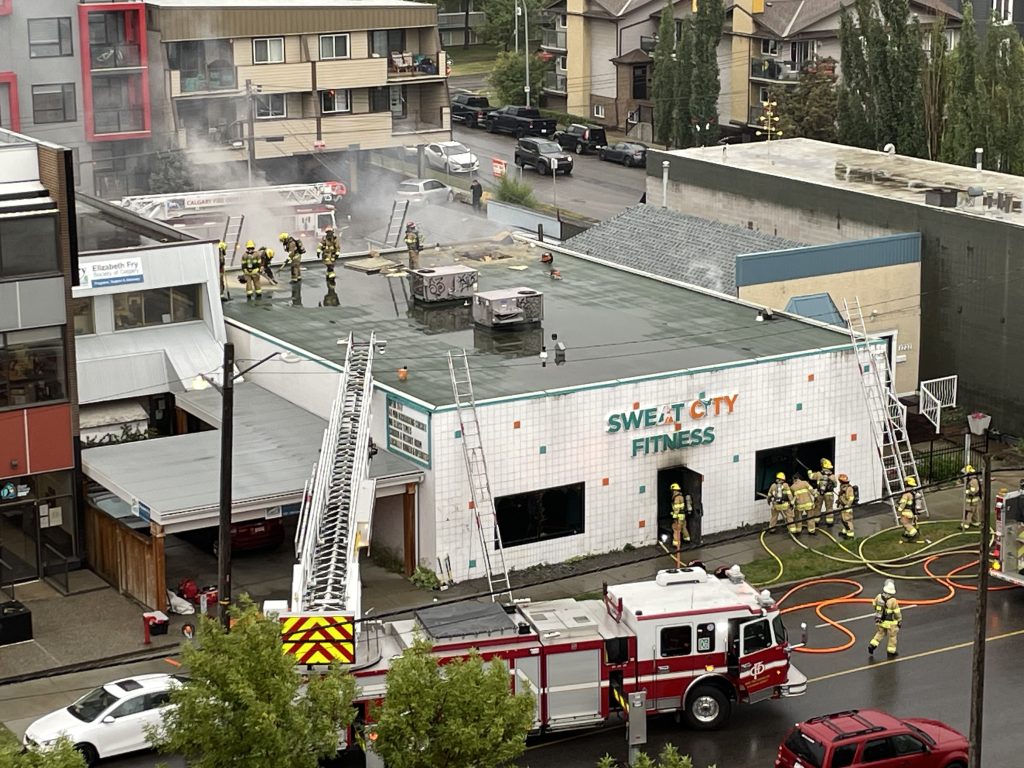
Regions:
[[607, 393, 738, 457], [387, 396, 431, 467], [79, 257, 144, 289]]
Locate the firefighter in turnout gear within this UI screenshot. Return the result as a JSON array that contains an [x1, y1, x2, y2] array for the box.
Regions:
[[868, 579, 902, 657], [836, 474, 857, 539], [767, 472, 796, 534], [791, 473, 816, 534], [217, 241, 228, 299], [669, 483, 690, 545], [258, 246, 276, 284], [809, 458, 837, 527], [898, 477, 920, 541], [961, 465, 982, 530], [279, 232, 305, 283], [318, 227, 340, 279], [240, 241, 262, 300], [404, 222, 422, 269]]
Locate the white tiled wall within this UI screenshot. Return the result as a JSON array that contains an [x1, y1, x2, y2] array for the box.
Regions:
[[425, 348, 880, 582]]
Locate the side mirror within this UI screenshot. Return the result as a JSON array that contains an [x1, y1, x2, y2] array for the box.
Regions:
[[788, 622, 809, 651], [102, 716, 115, 724]]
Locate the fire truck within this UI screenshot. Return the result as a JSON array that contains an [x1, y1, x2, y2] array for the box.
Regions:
[[991, 483, 1024, 586], [117, 182, 346, 248]]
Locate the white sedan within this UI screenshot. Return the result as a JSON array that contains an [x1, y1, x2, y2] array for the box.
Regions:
[[23, 673, 186, 766], [395, 178, 456, 205], [424, 141, 480, 173]]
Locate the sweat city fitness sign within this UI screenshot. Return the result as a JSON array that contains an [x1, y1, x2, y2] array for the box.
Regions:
[[607, 392, 738, 457]]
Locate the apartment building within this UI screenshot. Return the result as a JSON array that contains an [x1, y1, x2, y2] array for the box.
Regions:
[[0, 0, 449, 198], [542, 0, 959, 135], [0, 129, 80, 587]]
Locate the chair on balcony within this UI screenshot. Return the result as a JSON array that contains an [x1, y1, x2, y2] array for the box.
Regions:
[[391, 51, 415, 74]]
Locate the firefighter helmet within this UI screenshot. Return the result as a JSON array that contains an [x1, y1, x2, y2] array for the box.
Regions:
[[821, 458, 833, 470], [776, 472, 786, 481], [838, 473, 849, 483], [406, 221, 415, 229], [266, 248, 274, 258], [218, 241, 227, 251], [669, 483, 681, 491], [279, 232, 290, 242], [963, 464, 976, 474], [882, 579, 896, 596], [905, 477, 918, 487], [245, 240, 255, 249]]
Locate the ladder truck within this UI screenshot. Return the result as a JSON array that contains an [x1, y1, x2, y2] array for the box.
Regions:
[[991, 483, 1024, 587]]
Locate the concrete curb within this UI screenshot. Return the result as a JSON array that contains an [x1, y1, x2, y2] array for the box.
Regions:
[[0, 644, 180, 688]]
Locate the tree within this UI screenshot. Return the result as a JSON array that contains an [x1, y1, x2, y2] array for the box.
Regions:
[[690, 0, 725, 145], [488, 50, 549, 106], [651, 0, 678, 147], [774, 58, 838, 142], [0, 739, 85, 768], [597, 744, 711, 768], [837, 6, 875, 148], [672, 19, 696, 149], [921, 18, 949, 160], [148, 149, 194, 194], [480, 0, 543, 51], [372, 637, 534, 768], [155, 599, 358, 768], [981, 21, 1024, 173], [941, 2, 986, 166]]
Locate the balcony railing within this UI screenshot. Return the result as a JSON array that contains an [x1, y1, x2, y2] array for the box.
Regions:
[[387, 50, 447, 79], [750, 56, 800, 82], [94, 107, 145, 134], [544, 71, 567, 93], [179, 66, 237, 93], [748, 104, 765, 125], [90, 43, 142, 70], [640, 36, 658, 53], [542, 29, 566, 50]]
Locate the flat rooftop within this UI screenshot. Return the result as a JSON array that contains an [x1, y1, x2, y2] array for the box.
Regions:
[[222, 242, 852, 406], [665, 138, 1024, 227], [77, 194, 197, 253]]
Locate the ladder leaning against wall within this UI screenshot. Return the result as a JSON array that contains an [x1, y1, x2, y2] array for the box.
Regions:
[[843, 297, 928, 523]]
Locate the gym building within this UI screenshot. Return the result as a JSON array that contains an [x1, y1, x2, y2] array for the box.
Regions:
[[219, 240, 882, 583]]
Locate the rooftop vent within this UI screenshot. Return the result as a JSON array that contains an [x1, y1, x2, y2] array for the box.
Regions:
[[655, 567, 708, 586], [925, 187, 959, 208], [472, 287, 544, 330]]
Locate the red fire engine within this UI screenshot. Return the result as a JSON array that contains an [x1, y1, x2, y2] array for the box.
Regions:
[[991, 484, 1024, 586], [348, 565, 806, 732]]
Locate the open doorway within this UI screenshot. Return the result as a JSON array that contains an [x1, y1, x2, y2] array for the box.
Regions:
[[656, 466, 703, 543], [753, 437, 836, 501]]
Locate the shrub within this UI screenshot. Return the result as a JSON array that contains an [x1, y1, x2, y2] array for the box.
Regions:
[[494, 173, 537, 208], [410, 565, 441, 590]]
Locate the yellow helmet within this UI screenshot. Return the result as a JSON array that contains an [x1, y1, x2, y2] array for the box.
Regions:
[[279, 232, 290, 242], [821, 458, 833, 470], [905, 477, 918, 487], [245, 239, 255, 249], [266, 247, 274, 258], [776, 472, 786, 481], [218, 241, 226, 249], [669, 483, 681, 491], [963, 465, 976, 474]]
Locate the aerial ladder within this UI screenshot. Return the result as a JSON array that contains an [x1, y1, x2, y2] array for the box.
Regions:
[[844, 298, 927, 523], [118, 182, 342, 221], [447, 349, 513, 603]]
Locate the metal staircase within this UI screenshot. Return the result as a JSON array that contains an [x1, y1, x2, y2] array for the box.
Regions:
[[447, 349, 513, 603], [294, 333, 378, 617], [384, 200, 410, 247], [844, 298, 928, 522], [221, 215, 245, 267]]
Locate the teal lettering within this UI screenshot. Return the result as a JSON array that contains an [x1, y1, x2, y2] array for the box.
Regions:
[[631, 437, 645, 457], [607, 414, 622, 433], [643, 408, 658, 427], [690, 428, 703, 445], [702, 426, 716, 444], [623, 411, 644, 430], [672, 402, 686, 421]]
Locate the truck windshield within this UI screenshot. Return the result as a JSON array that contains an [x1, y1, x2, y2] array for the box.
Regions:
[[784, 728, 824, 768], [772, 614, 788, 645]]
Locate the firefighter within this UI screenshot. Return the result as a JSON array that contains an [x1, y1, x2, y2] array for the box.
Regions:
[[318, 226, 340, 279], [897, 477, 920, 541], [279, 232, 305, 283], [669, 482, 690, 545], [836, 474, 857, 539], [868, 579, 902, 657], [240, 240, 262, 300], [404, 222, 422, 269], [767, 472, 796, 534], [809, 458, 837, 527], [258, 246, 276, 284], [217, 241, 228, 300], [961, 465, 982, 530], [791, 473, 816, 534]]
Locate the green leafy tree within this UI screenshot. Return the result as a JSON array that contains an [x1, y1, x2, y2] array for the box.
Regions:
[[941, 3, 986, 166], [672, 19, 696, 149], [147, 149, 194, 194], [651, 0, 678, 147], [480, 0, 543, 51], [773, 58, 838, 142], [488, 50, 549, 105], [837, 7, 875, 148], [690, 0, 725, 145], [921, 18, 949, 160], [981, 21, 1024, 173], [597, 744, 711, 768], [372, 636, 534, 768], [155, 599, 357, 768], [0, 739, 86, 768]]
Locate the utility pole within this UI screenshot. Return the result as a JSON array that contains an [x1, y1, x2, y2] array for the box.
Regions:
[[515, 1, 520, 54], [968, 454, 993, 768], [522, 0, 531, 106], [245, 79, 256, 187], [217, 342, 235, 629]]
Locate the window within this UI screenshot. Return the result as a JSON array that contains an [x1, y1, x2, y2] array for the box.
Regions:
[[320, 89, 350, 114], [144, 692, 171, 710], [113, 284, 202, 330], [370, 29, 405, 59], [71, 298, 95, 336], [370, 86, 390, 112], [891, 734, 927, 756], [110, 696, 146, 719], [604, 637, 629, 664], [790, 40, 812, 69], [741, 618, 772, 654], [319, 33, 350, 60], [593, 104, 605, 119], [829, 744, 857, 768], [0, 214, 58, 277], [389, 85, 406, 118], [557, 55, 567, 71], [659, 625, 692, 657], [495, 482, 585, 547], [631, 65, 648, 100], [253, 37, 284, 64], [753, 437, 835, 501], [772, 615, 788, 646], [255, 93, 286, 119], [759, 86, 770, 104], [32, 83, 76, 124], [0, 327, 67, 410], [784, 729, 825, 768], [28, 18, 73, 58], [695, 622, 716, 653], [761, 39, 778, 55], [88, 11, 125, 46], [860, 738, 896, 763]]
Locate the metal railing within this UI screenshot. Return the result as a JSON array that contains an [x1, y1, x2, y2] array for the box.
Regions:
[[542, 29, 566, 49], [544, 71, 567, 93], [90, 43, 142, 69], [179, 67, 237, 93], [750, 56, 799, 81], [42, 542, 71, 596], [93, 108, 145, 134], [913, 434, 988, 484], [640, 36, 657, 53], [920, 375, 958, 433]]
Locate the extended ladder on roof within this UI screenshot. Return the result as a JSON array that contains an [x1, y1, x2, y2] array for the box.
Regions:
[[843, 298, 928, 523], [293, 333, 378, 617], [221, 215, 245, 267], [447, 349, 513, 603], [384, 199, 409, 247]]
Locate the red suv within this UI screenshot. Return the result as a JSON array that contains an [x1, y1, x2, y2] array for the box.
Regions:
[[775, 709, 968, 768]]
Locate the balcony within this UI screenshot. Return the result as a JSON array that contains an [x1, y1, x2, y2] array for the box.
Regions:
[[544, 71, 567, 94], [386, 51, 447, 82], [94, 107, 145, 135], [640, 36, 658, 53], [542, 29, 566, 51], [90, 42, 142, 70], [175, 66, 237, 95], [750, 57, 800, 82], [236, 62, 312, 93]]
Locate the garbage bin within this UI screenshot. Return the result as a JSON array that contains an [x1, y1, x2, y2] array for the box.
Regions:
[[0, 600, 33, 645], [143, 610, 169, 636]]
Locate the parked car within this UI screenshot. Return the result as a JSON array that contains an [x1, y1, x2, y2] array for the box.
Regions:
[[183, 516, 286, 555], [599, 141, 649, 167], [396, 178, 456, 204], [424, 141, 479, 173], [514, 138, 573, 176], [23, 674, 188, 766], [484, 106, 558, 138], [775, 709, 969, 768], [450, 93, 494, 128], [553, 123, 608, 154]]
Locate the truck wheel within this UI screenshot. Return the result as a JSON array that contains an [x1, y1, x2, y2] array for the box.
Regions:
[[575, 142, 584, 155], [486, 121, 496, 133], [516, 128, 526, 139], [683, 686, 730, 730], [624, 156, 634, 168], [538, 161, 549, 175]]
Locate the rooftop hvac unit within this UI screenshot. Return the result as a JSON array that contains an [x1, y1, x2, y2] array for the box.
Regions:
[[472, 287, 544, 329], [925, 187, 959, 208], [409, 265, 478, 303]]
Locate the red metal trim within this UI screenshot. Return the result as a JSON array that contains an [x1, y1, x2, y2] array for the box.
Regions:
[[0, 72, 20, 132]]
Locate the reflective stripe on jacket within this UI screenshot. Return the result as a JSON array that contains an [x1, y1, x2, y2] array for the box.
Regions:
[[873, 594, 901, 626]]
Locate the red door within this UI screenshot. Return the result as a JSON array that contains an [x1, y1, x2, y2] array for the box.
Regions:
[[735, 616, 788, 703]]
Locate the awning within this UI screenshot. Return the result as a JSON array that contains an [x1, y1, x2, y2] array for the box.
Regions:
[[81, 383, 424, 533]]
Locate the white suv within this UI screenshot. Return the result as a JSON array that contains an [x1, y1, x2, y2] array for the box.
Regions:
[[23, 673, 186, 766]]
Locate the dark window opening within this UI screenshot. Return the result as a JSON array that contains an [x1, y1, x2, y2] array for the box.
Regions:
[[0, 327, 67, 410], [741, 618, 772, 654], [495, 482, 584, 547], [370, 29, 406, 59], [754, 437, 835, 501], [604, 637, 629, 665], [0, 214, 59, 277], [830, 743, 857, 768], [31, 83, 76, 124], [861, 737, 896, 763], [659, 625, 692, 657]]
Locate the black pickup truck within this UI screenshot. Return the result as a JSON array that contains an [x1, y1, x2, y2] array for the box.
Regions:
[[553, 123, 608, 154], [484, 106, 558, 138], [450, 93, 494, 128]]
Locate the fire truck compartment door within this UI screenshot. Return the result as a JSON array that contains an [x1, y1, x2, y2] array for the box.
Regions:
[[514, 657, 542, 728], [543, 649, 603, 729], [737, 617, 787, 703]]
